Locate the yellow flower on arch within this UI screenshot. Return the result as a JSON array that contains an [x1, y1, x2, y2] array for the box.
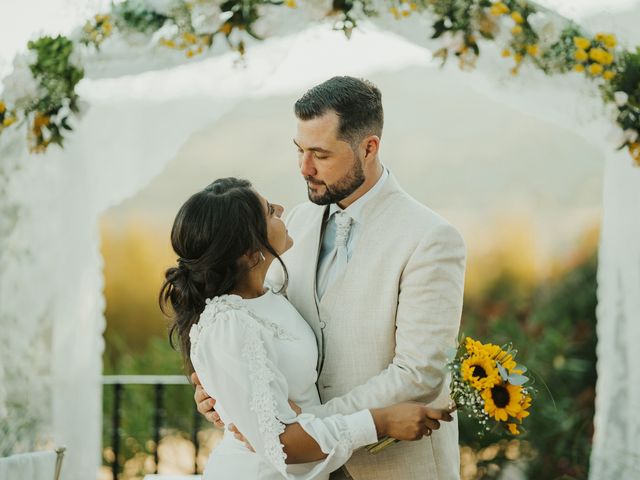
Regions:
[[589, 63, 604, 76], [461, 354, 501, 390], [511, 12, 524, 24], [574, 49, 588, 62], [490, 2, 510, 16], [596, 32, 617, 49], [574, 37, 591, 50], [482, 382, 525, 422]]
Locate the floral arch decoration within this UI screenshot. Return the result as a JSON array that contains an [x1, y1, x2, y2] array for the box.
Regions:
[[0, 0, 639, 164]]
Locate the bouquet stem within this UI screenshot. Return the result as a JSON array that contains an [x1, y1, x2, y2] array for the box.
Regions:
[[365, 436, 398, 454]]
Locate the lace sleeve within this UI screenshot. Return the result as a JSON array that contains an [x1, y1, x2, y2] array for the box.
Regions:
[[190, 295, 295, 475]]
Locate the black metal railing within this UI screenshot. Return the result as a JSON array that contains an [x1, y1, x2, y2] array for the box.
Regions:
[[102, 375, 202, 480]]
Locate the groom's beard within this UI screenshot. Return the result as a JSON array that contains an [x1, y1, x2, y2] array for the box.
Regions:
[[305, 157, 365, 206]]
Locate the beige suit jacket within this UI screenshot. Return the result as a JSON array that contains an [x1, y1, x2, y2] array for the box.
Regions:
[[270, 172, 466, 479]]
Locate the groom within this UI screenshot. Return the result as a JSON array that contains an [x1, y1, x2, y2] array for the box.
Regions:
[[195, 76, 466, 479]]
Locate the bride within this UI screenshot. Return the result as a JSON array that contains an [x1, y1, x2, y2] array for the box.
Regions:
[[159, 177, 454, 479]]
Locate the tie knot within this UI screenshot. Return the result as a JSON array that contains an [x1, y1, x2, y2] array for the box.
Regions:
[[334, 211, 352, 248]]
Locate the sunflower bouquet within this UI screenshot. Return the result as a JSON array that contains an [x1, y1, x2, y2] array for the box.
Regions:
[[366, 335, 534, 454], [450, 336, 534, 436]]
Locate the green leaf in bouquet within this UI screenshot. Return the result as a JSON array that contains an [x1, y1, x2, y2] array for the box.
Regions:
[[506, 372, 529, 386], [515, 364, 527, 373], [497, 362, 509, 381]]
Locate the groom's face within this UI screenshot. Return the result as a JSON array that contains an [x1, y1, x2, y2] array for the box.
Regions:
[[294, 110, 365, 205]]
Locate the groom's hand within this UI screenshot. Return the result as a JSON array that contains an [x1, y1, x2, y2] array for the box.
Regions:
[[192, 372, 225, 428], [372, 402, 455, 441]]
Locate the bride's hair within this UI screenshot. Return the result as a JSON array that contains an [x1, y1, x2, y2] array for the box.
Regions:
[[159, 177, 288, 374]]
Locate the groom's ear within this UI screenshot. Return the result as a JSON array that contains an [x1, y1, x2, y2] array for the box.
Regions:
[[361, 135, 380, 161]]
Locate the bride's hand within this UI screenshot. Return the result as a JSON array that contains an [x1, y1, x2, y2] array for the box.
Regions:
[[288, 399, 302, 415], [192, 372, 225, 428], [371, 402, 455, 441], [230, 423, 255, 452]]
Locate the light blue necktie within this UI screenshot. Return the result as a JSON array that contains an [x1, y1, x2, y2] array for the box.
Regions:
[[317, 211, 353, 299]]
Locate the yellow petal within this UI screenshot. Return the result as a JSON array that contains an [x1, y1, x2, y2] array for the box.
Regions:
[[511, 12, 524, 24], [573, 37, 591, 50], [589, 63, 603, 75], [574, 49, 588, 62], [604, 34, 617, 49]]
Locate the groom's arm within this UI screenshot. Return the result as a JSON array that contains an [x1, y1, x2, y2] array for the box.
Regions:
[[304, 222, 466, 417]]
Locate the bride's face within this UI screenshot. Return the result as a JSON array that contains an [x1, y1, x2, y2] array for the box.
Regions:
[[257, 192, 293, 256]]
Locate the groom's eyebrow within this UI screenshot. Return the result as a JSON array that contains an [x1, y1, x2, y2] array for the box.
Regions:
[[293, 139, 332, 154]]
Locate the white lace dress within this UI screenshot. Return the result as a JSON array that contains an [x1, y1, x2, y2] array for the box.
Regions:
[[189, 289, 378, 480]]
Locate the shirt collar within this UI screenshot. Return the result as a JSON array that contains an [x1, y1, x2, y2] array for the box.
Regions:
[[329, 166, 389, 224]]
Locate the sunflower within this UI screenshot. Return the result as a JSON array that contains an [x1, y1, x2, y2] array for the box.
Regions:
[[481, 343, 519, 372], [464, 338, 522, 373], [514, 394, 532, 421], [461, 354, 501, 390], [482, 382, 525, 422], [507, 423, 521, 435], [465, 337, 497, 356]]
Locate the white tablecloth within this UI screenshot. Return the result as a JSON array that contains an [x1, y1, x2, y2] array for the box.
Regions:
[[0, 451, 57, 480]]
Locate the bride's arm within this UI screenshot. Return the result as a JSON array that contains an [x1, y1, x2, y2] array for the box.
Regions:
[[191, 305, 374, 477], [280, 404, 446, 464], [191, 305, 436, 477]]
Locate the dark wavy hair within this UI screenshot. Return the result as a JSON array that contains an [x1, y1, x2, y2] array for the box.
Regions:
[[159, 177, 288, 374], [294, 76, 384, 148]]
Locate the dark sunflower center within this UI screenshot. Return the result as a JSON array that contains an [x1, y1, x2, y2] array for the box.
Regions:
[[472, 365, 487, 379], [491, 385, 510, 408]]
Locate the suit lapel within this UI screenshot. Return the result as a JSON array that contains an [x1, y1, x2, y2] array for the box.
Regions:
[[286, 204, 327, 348]]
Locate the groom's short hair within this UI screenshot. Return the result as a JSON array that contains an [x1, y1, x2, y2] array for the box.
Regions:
[[294, 76, 383, 148]]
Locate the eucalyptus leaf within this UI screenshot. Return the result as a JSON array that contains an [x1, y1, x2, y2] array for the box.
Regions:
[[507, 373, 529, 386], [497, 362, 509, 381]]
